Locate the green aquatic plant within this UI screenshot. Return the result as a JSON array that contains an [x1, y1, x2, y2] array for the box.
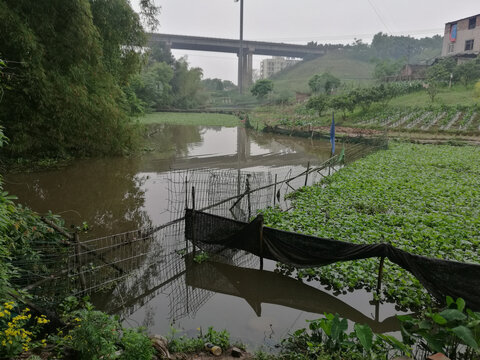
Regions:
[[264, 143, 480, 310]]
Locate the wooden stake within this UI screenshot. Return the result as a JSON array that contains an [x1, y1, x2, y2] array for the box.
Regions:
[[246, 177, 251, 219], [191, 186, 196, 254], [258, 214, 264, 270], [74, 231, 87, 291], [304, 161, 310, 186], [377, 256, 385, 296], [273, 174, 278, 206]]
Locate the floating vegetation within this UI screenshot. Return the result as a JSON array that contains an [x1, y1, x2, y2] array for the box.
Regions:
[[264, 143, 480, 310]]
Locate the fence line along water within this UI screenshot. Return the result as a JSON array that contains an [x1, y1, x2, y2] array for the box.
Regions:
[[18, 138, 386, 308]]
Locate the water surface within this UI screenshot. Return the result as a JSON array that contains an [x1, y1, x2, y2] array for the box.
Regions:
[[4, 124, 396, 347]]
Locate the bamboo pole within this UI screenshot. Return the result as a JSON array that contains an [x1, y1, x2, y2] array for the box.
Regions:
[[258, 214, 264, 270], [273, 174, 278, 206], [376, 256, 385, 296], [191, 186, 196, 254], [304, 161, 310, 186], [246, 177, 251, 219]]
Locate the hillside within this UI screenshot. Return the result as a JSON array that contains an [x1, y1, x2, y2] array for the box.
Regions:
[[270, 51, 375, 95]]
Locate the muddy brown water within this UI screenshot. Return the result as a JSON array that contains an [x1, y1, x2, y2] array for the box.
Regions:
[[4, 124, 399, 348]]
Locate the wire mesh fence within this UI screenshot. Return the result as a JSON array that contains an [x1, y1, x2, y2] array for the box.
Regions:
[[20, 137, 387, 317]]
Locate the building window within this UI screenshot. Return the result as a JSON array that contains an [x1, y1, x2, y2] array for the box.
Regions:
[[465, 39, 474, 51], [469, 17, 476, 29], [448, 43, 455, 53]]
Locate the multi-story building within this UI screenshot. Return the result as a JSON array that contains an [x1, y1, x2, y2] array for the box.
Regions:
[[442, 14, 480, 60], [260, 57, 300, 79]]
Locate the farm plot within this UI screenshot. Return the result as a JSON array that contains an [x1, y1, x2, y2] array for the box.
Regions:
[[354, 106, 480, 133], [263, 143, 480, 310]]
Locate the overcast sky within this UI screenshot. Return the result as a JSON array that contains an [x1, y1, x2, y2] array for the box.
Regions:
[[134, 0, 479, 83]]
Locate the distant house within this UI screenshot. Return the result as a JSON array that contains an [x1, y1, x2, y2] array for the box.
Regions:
[[399, 64, 428, 80], [441, 14, 480, 62], [295, 92, 310, 103], [384, 64, 428, 82]]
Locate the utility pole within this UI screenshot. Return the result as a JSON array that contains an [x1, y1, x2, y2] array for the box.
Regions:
[[235, 0, 244, 94]]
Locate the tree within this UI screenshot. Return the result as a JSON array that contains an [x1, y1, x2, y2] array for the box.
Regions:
[[251, 79, 273, 99], [425, 82, 440, 103], [171, 58, 205, 109], [330, 94, 356, 119], [426, 58, 456, 84], [453, 60, 480, 88], [373, 59, 404, 81], [0, 0, 147, 158], [306, 94, 329, 116], [308, 72, 341, 94]]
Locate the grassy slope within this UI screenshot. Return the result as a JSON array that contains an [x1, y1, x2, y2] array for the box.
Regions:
[[139, 112, 241, 127], [271, 52, 375, 94]]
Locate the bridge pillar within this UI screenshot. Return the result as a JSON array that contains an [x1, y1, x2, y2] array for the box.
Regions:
[[238, 50, 253, 94]]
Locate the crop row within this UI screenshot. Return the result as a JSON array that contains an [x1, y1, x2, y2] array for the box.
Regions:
[[355, 108, 480, 132], [263, 143, 480, 310]]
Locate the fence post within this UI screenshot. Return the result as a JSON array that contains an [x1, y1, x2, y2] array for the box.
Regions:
[[304, 161, 310, 186], [74, 231, 87, 291], [191, 186, 196, 255], [246, 176, 251, 219], [258, 214, 264, 271], [273, 174, 278, 206], [376, 256, 385, 297]]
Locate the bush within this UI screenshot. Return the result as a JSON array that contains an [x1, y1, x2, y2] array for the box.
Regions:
[[120, 328, 155, 360]]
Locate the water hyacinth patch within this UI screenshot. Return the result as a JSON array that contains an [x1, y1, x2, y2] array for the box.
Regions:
[[263, 142, 480, 310]]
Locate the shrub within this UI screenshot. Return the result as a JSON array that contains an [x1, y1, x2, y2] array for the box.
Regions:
[[120, 328, 154, 360]]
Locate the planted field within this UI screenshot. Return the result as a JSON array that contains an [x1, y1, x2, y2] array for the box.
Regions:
[[352, 106, 480, 133], [263, 143, 480, 309]]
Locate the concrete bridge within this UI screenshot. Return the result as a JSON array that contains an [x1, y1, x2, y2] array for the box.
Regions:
[[148, 33, 326, 92]]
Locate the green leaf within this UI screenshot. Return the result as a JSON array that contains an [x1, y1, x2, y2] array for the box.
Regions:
[[330, 315, 348, 342], [378, 334, 411, 356], [432, 314, 447, 325], [446, 296, 454, 306], [354, 324, 373, 351], [438, 309, 467, 322], [421, 334, 445, 353], [456, 298, 466, 312], [451, 326, 479, 350]]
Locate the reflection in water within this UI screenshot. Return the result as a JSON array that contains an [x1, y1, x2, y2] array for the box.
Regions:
[[5, 124, 378, 346], [87, 220, 400, 348]]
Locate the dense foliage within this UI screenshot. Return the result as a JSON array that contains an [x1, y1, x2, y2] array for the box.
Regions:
[[131, 42, 208, 111], [0, 0, 160, 158], [308, 73, 341, 94], [251, 79, 274, 99], [263, 143, 480, 310], [277, 298, 479, 360]]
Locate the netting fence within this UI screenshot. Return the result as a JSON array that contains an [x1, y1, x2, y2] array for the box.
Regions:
[[19, 137, 387, 317]]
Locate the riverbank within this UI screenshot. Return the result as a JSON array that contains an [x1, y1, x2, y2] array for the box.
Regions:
[[139, 112, 242, 127]]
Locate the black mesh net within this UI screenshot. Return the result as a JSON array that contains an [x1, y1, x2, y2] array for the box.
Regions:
[[185, 209, 480, 311]]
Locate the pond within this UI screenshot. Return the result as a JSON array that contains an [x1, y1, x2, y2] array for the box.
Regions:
[[4, 124, 397, 348]]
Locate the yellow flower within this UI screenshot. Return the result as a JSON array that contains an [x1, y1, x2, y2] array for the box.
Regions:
[[74, 317, 82, 322], [0, 312, 4, 317]]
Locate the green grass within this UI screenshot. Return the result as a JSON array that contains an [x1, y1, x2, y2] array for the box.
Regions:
[[389, 85, 478, 107], [264, 143, 480, 310], [270, 52, 375, 95], [139, 112, 241, 127]]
